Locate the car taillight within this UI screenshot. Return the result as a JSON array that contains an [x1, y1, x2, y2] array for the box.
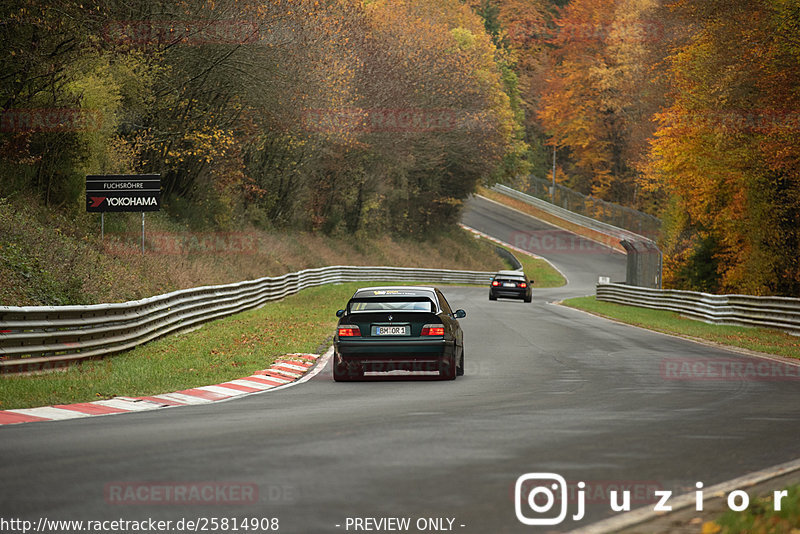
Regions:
[[491, 281, 500, 286], [518, 282, 527, 288], [338, 325, 361, 337], [421, 325, 445, 336]]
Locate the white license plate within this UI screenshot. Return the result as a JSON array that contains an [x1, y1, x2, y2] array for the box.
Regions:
[[503, 282, 516, 287], [373, 326, 409, 336]]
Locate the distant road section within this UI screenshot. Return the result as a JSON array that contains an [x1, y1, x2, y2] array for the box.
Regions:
[[462, 195, 626, 295]]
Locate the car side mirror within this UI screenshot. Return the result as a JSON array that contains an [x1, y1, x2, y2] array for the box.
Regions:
[[336, 309, 345, 318], [529, 280, 534, 285], [454, 309, 466, 319]]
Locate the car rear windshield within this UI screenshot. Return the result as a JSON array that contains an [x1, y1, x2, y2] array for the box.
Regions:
[[348, 297, 435, 313]]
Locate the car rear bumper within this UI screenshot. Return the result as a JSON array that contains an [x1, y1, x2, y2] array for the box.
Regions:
[[334, 338, 451, 369], [335, 338, 447, 355], [490, 288, 529, 299]]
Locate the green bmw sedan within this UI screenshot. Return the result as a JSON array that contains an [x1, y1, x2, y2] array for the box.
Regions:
[[333, 286, 466, 381]]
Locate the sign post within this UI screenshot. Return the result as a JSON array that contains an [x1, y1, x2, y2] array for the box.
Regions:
[[86, 174, 161, 253]]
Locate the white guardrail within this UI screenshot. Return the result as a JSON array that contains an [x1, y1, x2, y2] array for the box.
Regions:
[[0, 266, 494, 373], [597, 283, 800, 335], [492, 184, 648, 245]]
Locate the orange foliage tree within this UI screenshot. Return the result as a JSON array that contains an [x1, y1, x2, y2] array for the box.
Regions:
[[537, 0, 663, 203], [643, 0, 800, 295]]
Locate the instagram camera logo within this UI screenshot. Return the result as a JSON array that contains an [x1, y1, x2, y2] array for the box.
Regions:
[[515, 473, 569, 526]]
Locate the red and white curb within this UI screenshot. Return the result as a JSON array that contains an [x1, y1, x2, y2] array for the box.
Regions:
[[0, 350, 331, 427]]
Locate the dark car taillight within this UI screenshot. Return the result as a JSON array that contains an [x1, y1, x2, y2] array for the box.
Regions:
[[491, 280, 500, 286], [338, 325, 361, 337], [421, 324, 444, 336], [518, 282, 527, 288]]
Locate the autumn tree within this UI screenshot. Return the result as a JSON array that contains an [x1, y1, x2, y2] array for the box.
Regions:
[[643, 0, 800, 295], [536, 0, 664, 204], [2, 0, 543, 237]]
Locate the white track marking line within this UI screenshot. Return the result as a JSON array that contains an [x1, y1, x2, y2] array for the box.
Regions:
[[555, 301, 800, 367], [569, 457, 800, 534]]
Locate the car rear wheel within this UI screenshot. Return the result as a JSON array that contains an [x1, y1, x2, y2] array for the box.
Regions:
[[333, 361, 363, 382], [524, 295, 532, 303], [456, 348, 464, 376], [489, 293, 497, 301], [439, 351, 457, 380]]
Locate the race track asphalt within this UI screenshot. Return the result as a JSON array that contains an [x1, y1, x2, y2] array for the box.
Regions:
[[1, 196, 797, 533]]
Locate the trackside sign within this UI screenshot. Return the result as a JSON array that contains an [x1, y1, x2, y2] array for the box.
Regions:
[[86, 174, 161, 213]]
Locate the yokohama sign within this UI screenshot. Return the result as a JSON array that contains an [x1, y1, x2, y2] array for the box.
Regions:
[[86, 174, 161, 213]]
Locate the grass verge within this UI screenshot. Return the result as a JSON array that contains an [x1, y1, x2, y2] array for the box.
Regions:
[[705, 484, 800, 534], [0, 283, 370, 410], [562, 296, 800, 359]]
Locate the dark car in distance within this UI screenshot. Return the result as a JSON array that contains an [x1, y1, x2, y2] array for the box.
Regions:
[[333, 286, 466, 381], [489, 270, 533, 302]]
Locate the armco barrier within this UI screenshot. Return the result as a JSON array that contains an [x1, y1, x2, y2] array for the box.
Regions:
[[491, 184, 662, 288], [0, 266, 493, 374], [597, 283, 800, 334], [522, 175, 662, 240], [494, 246, 523, 270]]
